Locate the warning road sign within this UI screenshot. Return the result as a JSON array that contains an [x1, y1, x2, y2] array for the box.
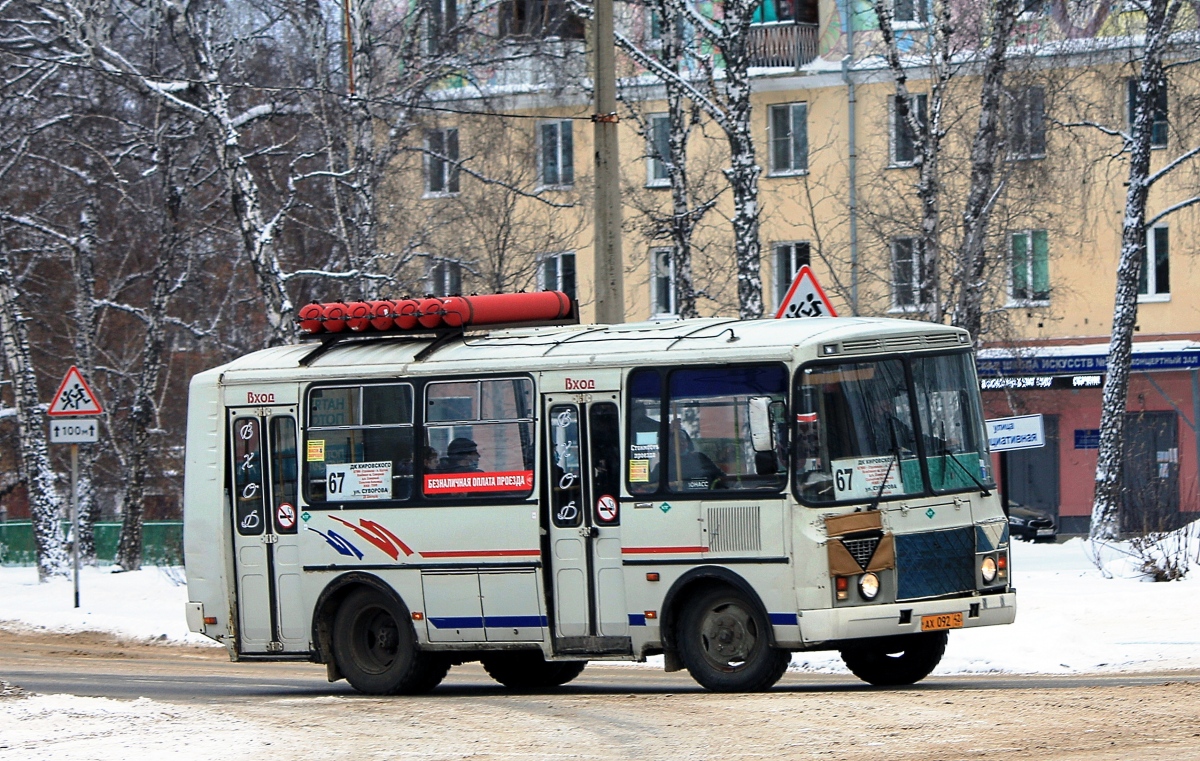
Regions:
[[775, 265, 837, 319], [48, 366, 104, 416]]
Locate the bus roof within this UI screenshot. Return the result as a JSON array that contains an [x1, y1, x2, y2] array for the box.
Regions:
[[207, 316, 969, 385]]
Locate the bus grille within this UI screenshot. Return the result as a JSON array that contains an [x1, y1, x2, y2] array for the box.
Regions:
[[895, 527, 975, 600], [840, 333, 963, 356], [707, 506, 761, 552], [841, 536, 881, 569]]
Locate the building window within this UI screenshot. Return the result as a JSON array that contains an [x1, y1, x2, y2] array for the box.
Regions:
[[647, 114, 671, 187], [538, 251, 576, 300], [1140, 225, 1169, 299], [499, 0, 584, 39], [426, 0, 457, 54], [651, 248, 676, 317], [890, 94, 927, 166], [429, 258, 463, 296], [426, 128, 459, 195], [773, 241, 811, 309], [1008, 86, 1046, 160], [891, 237, 931, 309], [539, 120, 574, 187], [1010, 230, 1050, 304], [768, 103, 808, 175], [1128, 78, 1168, 148], [894, 0, 928, 24]]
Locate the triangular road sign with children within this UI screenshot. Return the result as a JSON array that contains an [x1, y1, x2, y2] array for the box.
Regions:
[[47, 366, 104, 416], [775, 265, 837, 319]]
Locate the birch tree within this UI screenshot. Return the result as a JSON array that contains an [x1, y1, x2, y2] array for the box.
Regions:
[[871, 0, 953, 322], [615, 0, 765, 318], [1090, 0, 1195, 540], [0, 242, 68, 580]]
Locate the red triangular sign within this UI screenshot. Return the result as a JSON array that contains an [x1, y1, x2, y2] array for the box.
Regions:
[[775, 265, 837, 319], [47, 366, 104, 416]]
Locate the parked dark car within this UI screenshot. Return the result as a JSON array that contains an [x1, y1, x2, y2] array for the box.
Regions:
[[1008, 505, 1058, 542]]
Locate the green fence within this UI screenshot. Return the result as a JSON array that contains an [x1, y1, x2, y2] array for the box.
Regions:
[[0, 521, 183, 566]]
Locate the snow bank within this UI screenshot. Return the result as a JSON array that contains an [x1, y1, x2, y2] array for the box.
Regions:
[[0, 565, 216, 646], [791, 537, 1200, 675]]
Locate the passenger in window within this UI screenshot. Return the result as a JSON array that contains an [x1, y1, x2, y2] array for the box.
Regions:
[[446, 437, 483, 473], [422, 446, 441, 473], [658, 425, 725, 490]]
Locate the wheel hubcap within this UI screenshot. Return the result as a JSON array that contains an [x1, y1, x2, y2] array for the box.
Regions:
[[698, 602, 757, 670], [357, 608, 399, 673]]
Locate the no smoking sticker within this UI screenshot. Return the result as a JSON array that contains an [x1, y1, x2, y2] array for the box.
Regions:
[[596, 494, 618, 523], [276, 502, 297, 530]]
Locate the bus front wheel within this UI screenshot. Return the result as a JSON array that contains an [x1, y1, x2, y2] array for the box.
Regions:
[[839, 631, 948, 686], [677, 587, 790, 692], [332, 588, 449, 695], [481, 652, 586, 690]]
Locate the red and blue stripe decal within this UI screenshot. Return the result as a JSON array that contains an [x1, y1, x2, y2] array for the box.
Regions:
[[428, 615, 548, 629]]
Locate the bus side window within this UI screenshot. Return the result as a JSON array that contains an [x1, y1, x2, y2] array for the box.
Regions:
[[589, 403, 621, 507], [232, 417, 265, 535], [626, 370, 662, 495], [270, 416, 298, 534]]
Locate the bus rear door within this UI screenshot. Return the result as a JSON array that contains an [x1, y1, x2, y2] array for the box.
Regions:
[[228, 406, 307, 654], [543, 389, 630, 655]]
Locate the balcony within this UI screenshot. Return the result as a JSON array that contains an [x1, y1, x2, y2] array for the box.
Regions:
[[748, 22, 819, 69]]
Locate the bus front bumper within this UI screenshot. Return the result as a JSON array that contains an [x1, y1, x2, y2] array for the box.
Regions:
[[793, 591, 1016, 646]]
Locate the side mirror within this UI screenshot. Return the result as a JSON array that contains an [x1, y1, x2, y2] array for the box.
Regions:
[[748, 396, 774, 453]]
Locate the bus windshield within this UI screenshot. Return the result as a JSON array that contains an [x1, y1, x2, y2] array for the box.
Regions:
[[793, 351, 991, 505]]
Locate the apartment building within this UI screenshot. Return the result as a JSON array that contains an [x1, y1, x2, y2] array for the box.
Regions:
[[408, 0, 1200, 533]]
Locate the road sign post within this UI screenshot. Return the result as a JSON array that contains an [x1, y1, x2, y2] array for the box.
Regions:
[[47, 366, 104, 610]]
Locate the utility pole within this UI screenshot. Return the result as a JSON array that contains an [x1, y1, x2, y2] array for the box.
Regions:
[[592, 0, 625, 324]]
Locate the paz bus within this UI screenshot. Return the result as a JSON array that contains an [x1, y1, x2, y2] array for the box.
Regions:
[[183, 291, 1015, 693]]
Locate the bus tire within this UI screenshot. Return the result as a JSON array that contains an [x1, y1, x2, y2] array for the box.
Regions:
[[481, 652, 586, 690], [332, 588, 449, 695], [839, 631, 948, 687], [677, 586, 790, 692]]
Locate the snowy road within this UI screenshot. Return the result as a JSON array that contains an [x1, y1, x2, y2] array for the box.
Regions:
[[3, 630, 1200, 760]]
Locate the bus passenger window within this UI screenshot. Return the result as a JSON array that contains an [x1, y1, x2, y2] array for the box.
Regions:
[[590, 403, 621, 512], [664, 366, 788, 492], [304, 383, 414, 504], [627, 370, 662, 495], [423, 378, 535, 499]]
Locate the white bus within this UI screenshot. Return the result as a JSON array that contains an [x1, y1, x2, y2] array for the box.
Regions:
[[183, 295, 1015, 693]]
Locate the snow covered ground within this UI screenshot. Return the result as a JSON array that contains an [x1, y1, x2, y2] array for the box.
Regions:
[[2, 537, 1199, 759]]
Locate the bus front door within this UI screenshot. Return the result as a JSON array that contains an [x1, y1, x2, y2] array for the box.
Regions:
[[228, 408, 307, 655], [544, 398, 631, 655]]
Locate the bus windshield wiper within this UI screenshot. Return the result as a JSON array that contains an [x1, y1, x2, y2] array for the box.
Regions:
[[865, 418, 901, 512], [937, 420, 991, 497]]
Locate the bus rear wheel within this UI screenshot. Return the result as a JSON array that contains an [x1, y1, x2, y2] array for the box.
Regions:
[[839, 631, 948, 686], [481, 652, 586, 690], [677, 587, 790, 692], [332, 588, 449, 695]]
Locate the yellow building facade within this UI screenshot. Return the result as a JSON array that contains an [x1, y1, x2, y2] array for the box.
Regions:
[[406, 0, 1200, 533]]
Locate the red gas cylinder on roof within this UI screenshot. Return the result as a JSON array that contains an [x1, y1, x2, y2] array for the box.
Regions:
[[368, 300, 396, 331], [345, 302, 372, 332], [321, 302, 350, 333], [298, 302, 325, 334], [417, 297, 445, 329], [394, 299, 420, 330]]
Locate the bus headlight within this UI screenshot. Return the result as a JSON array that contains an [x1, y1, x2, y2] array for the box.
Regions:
[[981, 556, 998, 584], [858, 572, 880, 600]]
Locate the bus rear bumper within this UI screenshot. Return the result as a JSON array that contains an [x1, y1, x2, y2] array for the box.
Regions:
[[794, 592, 1016, 646]]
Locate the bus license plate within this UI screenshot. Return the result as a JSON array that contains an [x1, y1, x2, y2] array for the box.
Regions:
[[921, 612, 963, 632]]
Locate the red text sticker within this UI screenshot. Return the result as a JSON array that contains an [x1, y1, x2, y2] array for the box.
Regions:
[[423, 470, 534, 496]]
